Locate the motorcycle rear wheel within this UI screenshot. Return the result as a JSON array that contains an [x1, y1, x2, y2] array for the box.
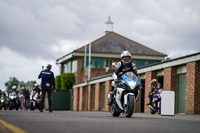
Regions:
[[125, 95, 135, 118]]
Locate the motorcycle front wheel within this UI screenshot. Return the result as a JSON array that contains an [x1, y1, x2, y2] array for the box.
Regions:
[[30, 102, 35, 110], [125, 95, 135, 118]]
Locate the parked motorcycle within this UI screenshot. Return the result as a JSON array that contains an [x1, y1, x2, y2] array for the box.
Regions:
[[109, 72, 141, 118], [149, 89, 162, 114], [0, 94, 9, 110], [30, 91, 41, 111], [9, 92, 20, 110]]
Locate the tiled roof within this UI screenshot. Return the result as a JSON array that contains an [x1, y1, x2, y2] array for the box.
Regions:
[[75, 32, 166, 56]]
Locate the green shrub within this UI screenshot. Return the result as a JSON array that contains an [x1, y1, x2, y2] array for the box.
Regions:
[[55, 75, 61, 90], [61, 73, 75, 90]]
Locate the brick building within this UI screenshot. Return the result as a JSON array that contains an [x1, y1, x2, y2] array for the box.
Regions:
[[56, 18, 172, 113], [73, 52, 200, 114], [56, 18, 166, 84]]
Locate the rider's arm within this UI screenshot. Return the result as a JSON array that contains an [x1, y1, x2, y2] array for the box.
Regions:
[[114, 62, 122, 78], [131, 63, 138, 76]]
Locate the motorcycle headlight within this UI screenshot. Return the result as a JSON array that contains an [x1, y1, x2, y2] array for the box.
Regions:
[[1, 100, 4, 102], [127, 81, 136, 90]]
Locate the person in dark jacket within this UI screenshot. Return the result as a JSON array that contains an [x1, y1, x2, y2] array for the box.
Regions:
[[107, 51, 138, 105], [22, 87, 30, 110], [38, 64, 56, 113]]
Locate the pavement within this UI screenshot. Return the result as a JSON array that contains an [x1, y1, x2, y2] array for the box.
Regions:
[[0, 111, 200, 133]]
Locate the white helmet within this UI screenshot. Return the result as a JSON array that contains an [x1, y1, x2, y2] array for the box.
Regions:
[[12, 85, 17, 90], [121, 51, 131, 65], [34, 83, 38, 87]]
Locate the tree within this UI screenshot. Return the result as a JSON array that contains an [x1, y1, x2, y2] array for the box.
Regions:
[[4, 77, 19, 92], [61, 73, 75, 90], [55, 75, 61, 90]]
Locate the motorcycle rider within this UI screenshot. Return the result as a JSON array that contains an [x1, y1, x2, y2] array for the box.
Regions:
[[147, 79, 162, 105], [30, 83, 41, 109], [9, 85, 20, 109], [9, 85, 18, 96], [33, 83, 41, 96], [107, 51, 138, 105]]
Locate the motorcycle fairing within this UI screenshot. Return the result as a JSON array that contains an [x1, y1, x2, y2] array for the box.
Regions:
[[122, 72, 138, 89], [115, 88, 124, 110]]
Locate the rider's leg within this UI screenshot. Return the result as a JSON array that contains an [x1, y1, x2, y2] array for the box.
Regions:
[[107, 81, 115, 105], [147, 93, 153, 105]]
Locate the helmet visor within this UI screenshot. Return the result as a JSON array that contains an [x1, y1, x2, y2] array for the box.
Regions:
[[122, 56, 130, 63]]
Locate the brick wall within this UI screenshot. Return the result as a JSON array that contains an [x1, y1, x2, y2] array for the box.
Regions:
[[186, 61, 200, 114], [87, 84, 92, 111], [144, 71, 157, 112], [79, 86, 84, 111], [105, 80, 111, 112], [90, 68, 115, 79], [95, 83, 100, 111], [73, 88, 78, 111], [75, 57, 115, 84], [163, 67, 177, 113], [186, 62, 195, 114], [163, 67, 177, 92], [99, 83, 104, 110], [195, 61, 200, 114], [75, 57, 83, 84], [134, 99, 140, 113]]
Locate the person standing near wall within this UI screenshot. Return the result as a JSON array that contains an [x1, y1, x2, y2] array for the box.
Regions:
[[38, 64, 56, 113]]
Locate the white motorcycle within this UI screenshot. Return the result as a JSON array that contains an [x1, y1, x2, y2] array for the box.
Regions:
[[30, 91, 41, 111], [108, 72, 141, 118]]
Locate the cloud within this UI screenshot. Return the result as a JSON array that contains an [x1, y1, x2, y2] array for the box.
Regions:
[[0, 47, 59, 91], [0, 1, 85, 59]]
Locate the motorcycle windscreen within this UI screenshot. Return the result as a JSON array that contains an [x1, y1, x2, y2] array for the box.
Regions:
[[124, 72, 136, 79]]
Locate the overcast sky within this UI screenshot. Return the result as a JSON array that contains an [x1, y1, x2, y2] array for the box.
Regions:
[[0, 0, 199, 91]]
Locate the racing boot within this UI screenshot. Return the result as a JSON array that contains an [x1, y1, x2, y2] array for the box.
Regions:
[[107, 81, 115, 105], [107, 93, 114, 105], [146, 102, 152, 105]]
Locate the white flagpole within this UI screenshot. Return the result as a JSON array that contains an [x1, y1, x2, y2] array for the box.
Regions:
[[84, 45, 87, 69], [88, 42, 91, 81]]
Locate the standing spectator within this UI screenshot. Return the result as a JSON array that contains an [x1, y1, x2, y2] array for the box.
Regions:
[[19, 87, 25, 110], [22, 87, 30, 111], [38, 64, 56, 113]]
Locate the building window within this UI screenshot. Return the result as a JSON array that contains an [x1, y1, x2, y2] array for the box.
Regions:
[[134, 59, 157, 68], [64, 59, 77, 73], [104, 59, 112, 69], [82, 57, 112, 69], [64, 61, 71, 73], [72, 60, 77, 73]]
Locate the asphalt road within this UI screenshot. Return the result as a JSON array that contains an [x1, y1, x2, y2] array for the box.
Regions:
[[0, 110, 200, 133]]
